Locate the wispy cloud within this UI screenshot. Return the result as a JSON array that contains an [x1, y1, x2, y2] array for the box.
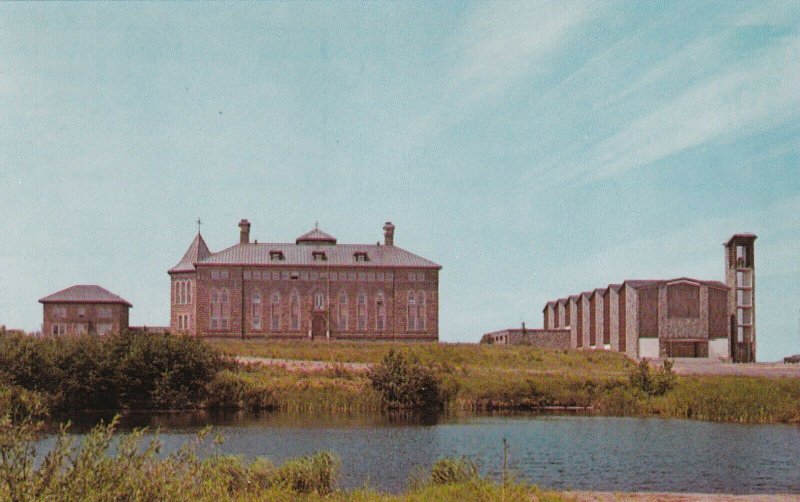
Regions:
[[450, 1, 603, 103], [395, 1, 605, 156], [587, 36, 800, 179]]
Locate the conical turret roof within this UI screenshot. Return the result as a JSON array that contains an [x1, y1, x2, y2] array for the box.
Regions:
[[169, 233, 212, 273]]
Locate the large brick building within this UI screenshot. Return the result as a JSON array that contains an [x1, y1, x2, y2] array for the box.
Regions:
[[39, 285, 132, 336], [485, 233, 757, 362], [537, 234, 757, 361], [169, 220, 441, 340]]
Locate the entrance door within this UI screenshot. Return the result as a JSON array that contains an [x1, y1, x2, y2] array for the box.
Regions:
[[311, 315, 326, 340]]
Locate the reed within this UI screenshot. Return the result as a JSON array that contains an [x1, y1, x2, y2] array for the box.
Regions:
[[0, 415, 563, 501]]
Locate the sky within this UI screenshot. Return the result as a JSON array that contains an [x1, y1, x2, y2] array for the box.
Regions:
[[1, 1, 798, 361]]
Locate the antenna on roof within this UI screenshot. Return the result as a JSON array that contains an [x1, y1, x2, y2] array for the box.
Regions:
[[315, 221, 319, 230], [197, 218, 202, 234]]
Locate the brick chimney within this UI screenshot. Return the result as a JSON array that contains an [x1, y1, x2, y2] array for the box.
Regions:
[[383, 221, 395, 246], [239, 219, 251, 244]]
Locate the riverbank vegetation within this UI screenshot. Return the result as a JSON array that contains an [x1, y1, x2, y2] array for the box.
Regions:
[[211, 339, 800, 424], [0, 415, 564, 501], [0, 332, 798, 424]]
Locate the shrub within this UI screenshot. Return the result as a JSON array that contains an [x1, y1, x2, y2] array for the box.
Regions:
[[272, 451, 340, 494], [369, 349, 443, 411], [629, 359, 676, 397], [429, 457, 480, 485], [0, 331, 225, 411]]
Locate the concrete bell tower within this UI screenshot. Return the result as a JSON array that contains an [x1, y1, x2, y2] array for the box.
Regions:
[[725, 234, 757, 362]]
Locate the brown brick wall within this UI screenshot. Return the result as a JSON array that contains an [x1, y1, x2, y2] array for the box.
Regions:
[[482, 328, 571, 349], [190, 265, 438, 340], [42, 302, 129, 336], [638, 286, 658, 338], [708, 287, 728, 339], [667, 283, 700, 318]]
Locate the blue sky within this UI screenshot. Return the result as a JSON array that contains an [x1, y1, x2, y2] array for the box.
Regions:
[[1, 2, 798, 360]]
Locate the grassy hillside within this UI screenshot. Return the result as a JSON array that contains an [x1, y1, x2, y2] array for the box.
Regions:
[[209, 340, 800, 423], [208, 339, 634, 376]]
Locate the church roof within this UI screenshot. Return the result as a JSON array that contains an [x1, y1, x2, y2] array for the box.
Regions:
[[169, 233, 212, 273], [199, 242, 440, 269], [39, 285, 132, 307], [296, 227, 337, 245]]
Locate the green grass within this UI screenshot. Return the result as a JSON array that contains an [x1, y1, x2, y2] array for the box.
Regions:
[[210, 339, 634, 376], [207, 340, 800, 424]]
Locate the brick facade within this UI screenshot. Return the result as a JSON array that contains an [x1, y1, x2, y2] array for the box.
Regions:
[[481, 328, 571, 349], [169, 221, 440, 341], [39, 285, 131, 336]]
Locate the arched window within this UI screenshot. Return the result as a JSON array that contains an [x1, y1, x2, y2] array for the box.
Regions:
[[376, 292, 386, 331], [337, 291, 348, 331], [252, 292, 262, 330], [357, 291, 367, 331], [407, 291, 417, 331], [417, 291, 426, 331], [290, 290, 300, 330], [270, 291, 281, 331]]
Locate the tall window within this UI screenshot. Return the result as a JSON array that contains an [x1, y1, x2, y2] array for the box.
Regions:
[[290, 290, 300, 330], [407, 291, 417, 331], [376, 292, 386, 331], [270, 292, 281, 330], [252, 292, 262, 330], [210, 289, 230, 330], [210, 290, 220, 329], [357, 291, 367, 331], [175, 280, 192, 305], [314, 292, 325, 310], [337, 291, 348, 331], [417, 291, 426, 331]]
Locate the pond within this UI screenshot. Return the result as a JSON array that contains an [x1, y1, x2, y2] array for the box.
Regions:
[[38, 412, 800, 494]]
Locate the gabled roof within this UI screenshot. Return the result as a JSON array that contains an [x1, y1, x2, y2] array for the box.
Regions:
[[622, 278, 728, 289], [198, 242, 441, 269], [169, 233, 212, 273], [39, 285, 132, 307], [623, 280, 661, 289], [296, 227, 337, 245]]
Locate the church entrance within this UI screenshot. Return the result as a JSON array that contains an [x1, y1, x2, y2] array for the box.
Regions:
[[311, 314, 326, 340]]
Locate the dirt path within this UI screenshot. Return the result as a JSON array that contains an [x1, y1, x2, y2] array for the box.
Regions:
[[564, 492, 798, 501], [234, 355, 800, 378], [665, 359, 800, 378], [234, 356, 372, 372]]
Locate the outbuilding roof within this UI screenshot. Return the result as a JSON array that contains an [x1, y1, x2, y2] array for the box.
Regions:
[[39, 285, 133, 307]]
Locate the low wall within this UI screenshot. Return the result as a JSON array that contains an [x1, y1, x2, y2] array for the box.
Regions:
[[481, 328, 571, 349]]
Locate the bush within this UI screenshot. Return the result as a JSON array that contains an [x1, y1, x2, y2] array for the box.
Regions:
[[429, 457, 480, 485], [369, 349, 443, 411], [272, 451, 340, 494], [0, 331, 225, 411], [629, 359, 676, 397]]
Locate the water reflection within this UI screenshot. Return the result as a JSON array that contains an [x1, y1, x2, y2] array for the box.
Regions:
[[38, 412, 800, 494]]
